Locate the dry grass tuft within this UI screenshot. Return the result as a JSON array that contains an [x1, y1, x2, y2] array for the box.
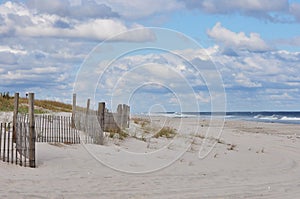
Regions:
[[153, 127, 176, 138], [131, 117, 151, 127], [107, 128, 128, 140]]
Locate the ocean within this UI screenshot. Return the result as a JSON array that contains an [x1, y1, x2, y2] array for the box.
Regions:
[[149, 111, 300, 125]]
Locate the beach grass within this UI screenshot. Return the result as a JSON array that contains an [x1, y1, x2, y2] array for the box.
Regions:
[[154, 127, 176, 138], [0, 96, 72, 113], [132, 117, 150, 127], [107, 128, 128, 140]]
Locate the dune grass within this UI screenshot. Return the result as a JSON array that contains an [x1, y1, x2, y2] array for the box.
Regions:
[[154, 127, 176, 138], [0, 96, 72, 113], [131, 117, 150, 127], [107, 128, 128, 140]]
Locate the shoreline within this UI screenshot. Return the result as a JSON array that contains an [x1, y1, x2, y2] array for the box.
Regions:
[[0, 112, 299, 198]]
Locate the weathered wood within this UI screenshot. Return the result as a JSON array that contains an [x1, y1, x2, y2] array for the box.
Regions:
[[127, 105, 130, 128], [35, 115, 80, 144], [85, 98, 90, 132], [58, 116, 61, 143], [50, 115, 53, 142], [0, 123, 2, 160], [10, 124, 13, 163], [72, 93, 76, 128], [63, 116, 66, 143], [19, 122, 23, 166], [117, 104, 122, 128], [28, 93, 35, 168], [13, 93, 19, 143], [3, 123, 6, 162], [67, 116, 71, 143], [15, 123, 17, 165], [7, 123, 10, 162], [43, 115, 46, 142], [24, 123, 27, 167], [97, 102, 105, 145]]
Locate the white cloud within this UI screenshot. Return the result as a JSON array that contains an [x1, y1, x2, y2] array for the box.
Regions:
[[207, 22, 270, 52], [196, 92, 210, 103], [26, 0, 119, 19], [32, 66, 58, 74], [98, 0, 184, 19], [172, 45, 219, 61], [0, 2, 155, 42], [1, 70, 38, 80], [277, 36, 300, 47], [18, 18, 154, 41], [0, 1, 299, 111], [290, 3, 300, 22], [0, 45, 27, 55], [196, 0, 288, 13], [270, 92, 293, 100], [183, 0, 290, 22], [233, 73, 262, 88]]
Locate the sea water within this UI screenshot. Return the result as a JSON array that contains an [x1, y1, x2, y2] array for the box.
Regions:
[[148, 111, 300, 125]]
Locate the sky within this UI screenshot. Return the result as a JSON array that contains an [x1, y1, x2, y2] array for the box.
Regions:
[[0, 0, 300, 112]]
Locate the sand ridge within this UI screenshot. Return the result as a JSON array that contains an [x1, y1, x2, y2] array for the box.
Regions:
[[0, 114, 299, 198]]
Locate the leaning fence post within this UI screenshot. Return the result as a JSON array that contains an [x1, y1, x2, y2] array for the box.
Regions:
[[126, 105, 130, 128], [85, 98, 90, 131], [117, 104, 122, 128], [97, 102, 105, 145], [28, 93, 35, 168], [13, 93, 19, 143], [71, 93, 76, 128]]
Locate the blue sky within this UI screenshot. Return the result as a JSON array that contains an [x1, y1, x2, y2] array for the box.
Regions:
[[0, 0, 300, 112]]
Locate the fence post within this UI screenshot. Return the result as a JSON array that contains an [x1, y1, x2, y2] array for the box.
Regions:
[[13, 93, 19, 143], [85, 98, 90, 131], [71, 93, 76, 128], [28, 93, 35, 168], [117, 104, 122, 128], [123, 104, 128, 128], [128, 105, 130, 128], [97, 102, 105, 145]]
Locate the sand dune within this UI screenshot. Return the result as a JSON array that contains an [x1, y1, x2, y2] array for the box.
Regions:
[[0, 115, 299, 198]]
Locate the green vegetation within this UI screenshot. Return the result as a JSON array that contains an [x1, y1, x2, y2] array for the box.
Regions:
[[131, 117, 150, 127], [0, 94, 72, 113], [0, 97, 14, 112], [153, 127, 176, 138], [34, 100, 72, 112], [107, 128, 128, 140]]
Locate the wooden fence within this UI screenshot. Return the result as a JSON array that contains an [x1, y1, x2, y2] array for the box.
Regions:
[[36, 115, 80, 144], [3, 92, 36, 168], [0, 123, 14, 164], [74, 104, 130, 144], [17, 114, 80, 144], [1, 92, 130, 168], [0, 122, 33, 167], [72, 94, 130, 145], [75, 111, 102, 144]]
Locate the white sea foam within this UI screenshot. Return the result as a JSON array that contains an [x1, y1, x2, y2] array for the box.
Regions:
[[281, 116, 300, 121]]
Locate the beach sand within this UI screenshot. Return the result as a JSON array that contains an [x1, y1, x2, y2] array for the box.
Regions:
[[0, 114, 299, 198]]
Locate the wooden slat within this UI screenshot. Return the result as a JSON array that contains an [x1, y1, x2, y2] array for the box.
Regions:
[[7, 123, 10, 163], [10, 124, 13, 164], [19, 122, 23, 166], [0, 123, 2, 161], [3, 123, 6, 162], [15, 122, 18, 165]]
